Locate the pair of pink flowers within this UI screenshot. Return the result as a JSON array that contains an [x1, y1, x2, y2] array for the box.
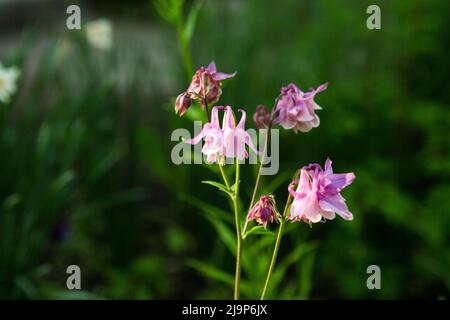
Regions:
[[185, 106, 258, 163], [175, 62, 236, 116], [248, 159, 355, 227]]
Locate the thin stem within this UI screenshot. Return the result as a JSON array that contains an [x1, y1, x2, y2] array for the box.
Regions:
[[260, 219, 285, 300], [219, 165, 231, 190], [242, 126, 271, 237], [203, 97, 211, 122], [233, 159, 242, 300], [260, 169, 299, 300]]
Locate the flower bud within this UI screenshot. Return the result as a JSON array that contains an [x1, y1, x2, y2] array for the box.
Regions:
[[175, 92, 192, 116], [247, 195, 279, 228], [253, 105, 271, 129]]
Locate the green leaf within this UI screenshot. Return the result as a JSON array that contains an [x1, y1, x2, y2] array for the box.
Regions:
[[205, 214, 236, 256], [188, 259, 253, 298], [181, 194, 236, 255], [153, 0, 184, 25], [2, 194, 22, 210], [180, 193, 233, 224], [183, 1, 202, 41], [243, 225, 275, 239], [188, 259, 234, 287], [297, 251, 316, 299], [269, 242, 318, 298], [202, 180, 233, 197]]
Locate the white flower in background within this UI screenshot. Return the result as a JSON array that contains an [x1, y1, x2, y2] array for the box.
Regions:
[[85, 19, 113, 51], [0, 63, 20, 104]]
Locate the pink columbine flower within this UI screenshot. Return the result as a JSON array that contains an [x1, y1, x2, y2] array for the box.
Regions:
[[175, 62, 236, 116], [288, 158, 355, 224], [184, 106, 258, 164], [247, 195, 279, 228], [272, 83, 328, 133]]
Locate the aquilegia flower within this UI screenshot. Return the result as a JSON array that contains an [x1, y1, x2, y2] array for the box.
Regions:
[[253, 105, 271, 129], [0, 63, 20, 104], [85, 19, 113, 51], [184, 106, 258, 164], [247, 195, 279, 228], [288, 158, 355, 224], [175, 62, 236, 116], [272, 82, 328, 133]]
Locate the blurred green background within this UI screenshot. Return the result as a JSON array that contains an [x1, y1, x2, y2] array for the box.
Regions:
[[0, 0, 448, 299]]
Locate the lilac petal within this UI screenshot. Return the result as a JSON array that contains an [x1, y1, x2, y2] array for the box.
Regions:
[[294, 121, 314, 133], [303, 82, 328, 100], [315, 82, 328, 93], [223, 130, 245, 159], [183, 124, 211, 145], [206, 61, 217, 74], [297, 169, 312, 194], [212, 71, 237, 81], [298, 192, 322, 223], [311, 101, 322, 110], [288, 200, 302, 220], [210, 106, 221, 129], [321, 210, 336, 220], [202, 130, 223, 155], [282, 83, 301, 95], [236, 109, 246, 130], [239, 130, 259, 155], [325, 172, 356, 193], [324, 158, 333, 175], [319, 193, 353, 220], [289, 105, 315, 122], [222, 106, 235, 129], [223, 132, 238, 158], [288, 179, 305, 198], [206, 153, 217, 163]]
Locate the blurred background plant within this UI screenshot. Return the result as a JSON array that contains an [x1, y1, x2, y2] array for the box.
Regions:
[[0, 0, 448, 299]]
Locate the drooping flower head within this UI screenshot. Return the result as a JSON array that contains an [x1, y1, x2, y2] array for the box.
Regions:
[[0, 63, 20, 104], [253, 105, 271, 129], [184, 106, 258, 164], [175, 62, 236, 116], [247, 195, 279, 228], [288, 158, 355, 224], [272, 83, 328, 133]]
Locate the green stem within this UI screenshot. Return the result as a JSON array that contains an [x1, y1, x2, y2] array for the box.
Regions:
[[242, 126, 271, 237], [260, 219, 285, 300], [233, 159, 242, 300], [260, 169, 298, 300], [219, 165, 231, 190], [203, 97, 211, 122]]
